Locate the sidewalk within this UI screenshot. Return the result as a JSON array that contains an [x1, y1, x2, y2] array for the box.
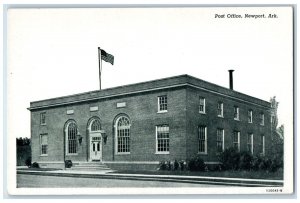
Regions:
[[17, 168, 284, 187]]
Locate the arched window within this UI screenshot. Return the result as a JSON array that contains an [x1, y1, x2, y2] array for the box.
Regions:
[[66, 121, 77, 154], [115, 116, 131, 154], [91, 119, 101, 131]]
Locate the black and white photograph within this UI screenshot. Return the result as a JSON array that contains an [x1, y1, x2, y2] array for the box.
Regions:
[[5, 5, 294, 195]]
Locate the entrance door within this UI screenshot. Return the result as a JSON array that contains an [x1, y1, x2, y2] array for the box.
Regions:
[[90, 134, 102, 161]]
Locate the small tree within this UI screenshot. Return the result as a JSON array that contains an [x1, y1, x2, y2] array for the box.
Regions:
[[239, 151, 253, 170]]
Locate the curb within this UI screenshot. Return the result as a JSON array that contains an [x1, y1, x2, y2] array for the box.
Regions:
[[17, 170, 283, 187]]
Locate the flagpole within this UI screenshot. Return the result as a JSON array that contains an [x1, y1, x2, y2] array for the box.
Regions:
[[98, 47, 102, 90]]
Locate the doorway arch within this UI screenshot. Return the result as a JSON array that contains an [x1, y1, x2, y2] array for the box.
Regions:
[[87, 117, 102, 162]]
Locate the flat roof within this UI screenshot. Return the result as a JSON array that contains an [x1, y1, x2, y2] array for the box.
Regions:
[[29, 74, 271, 110]]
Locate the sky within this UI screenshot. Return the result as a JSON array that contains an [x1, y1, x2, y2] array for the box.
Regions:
[[7, 7, 293, 141]]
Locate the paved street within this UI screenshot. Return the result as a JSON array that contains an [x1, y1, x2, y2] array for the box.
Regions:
[[17, 174, 221, 188]]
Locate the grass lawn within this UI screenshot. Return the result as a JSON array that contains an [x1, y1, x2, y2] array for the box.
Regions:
[[113, 169, 283, 180]]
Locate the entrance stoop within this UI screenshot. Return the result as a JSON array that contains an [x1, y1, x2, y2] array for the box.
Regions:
[[69, 162, 112, 171]]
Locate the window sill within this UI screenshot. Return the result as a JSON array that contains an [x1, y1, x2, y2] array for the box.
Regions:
[[234, 118, 240, 121], [199, 112, 206, 114], [248, 122, 253, 124], [40, 123, 46, 126], [155, 152, 170, 155], [115, 152, 131, 155], [260, 124, 265, 126], [197, 152, 208, 155], [66, 153, 78, 156], [217, 115, 224, 118], [40, 154, 48, 157], [157, 110, 168, 114]]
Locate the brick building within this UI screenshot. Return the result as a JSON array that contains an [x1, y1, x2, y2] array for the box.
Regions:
[[28, 74, 271, 170]]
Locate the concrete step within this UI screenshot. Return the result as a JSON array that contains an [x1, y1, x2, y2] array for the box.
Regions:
[[70, 162, 111, 171]]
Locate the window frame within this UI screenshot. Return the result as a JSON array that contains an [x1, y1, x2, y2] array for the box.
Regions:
[[40, 112, 46, 125], [260, 134, 265, 156], [248, 110, 253, 123], [198, 126, 207, 154], [115, 116, 131, 155], [157, 95, 168, 113], [66, 122, 78, 155], [199, 97, 206, 114], [247, 133, 254, 154], [233, 131, 240, 152], [217, 102, 224, 117], [216, 128, 225, 153], [260, 113, 265, 126], [234, 106, 240, 121], [40, 133, 48, 156], [155, 125, 170, 154]]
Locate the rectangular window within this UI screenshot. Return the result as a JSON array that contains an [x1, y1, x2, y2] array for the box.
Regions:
[[234, 106, 239, 120], [260, 134, 265, 155], [198, 126, 207, 154], [233, 131, 240, 152], [217, 102, 223, 117], [247, 133, 253, 154], [156, 125, 169, 153], [40, 112, 46, 125], [158, 95, 168, 112], [248, 110, 253, 123], [199, 97, 206, 113], [260, 113, 265, 126], [216, 128, 224, 153], [40, 134, 48, 155]]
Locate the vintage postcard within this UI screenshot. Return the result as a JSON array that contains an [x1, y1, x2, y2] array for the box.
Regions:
[[6, 5, 294, 195]]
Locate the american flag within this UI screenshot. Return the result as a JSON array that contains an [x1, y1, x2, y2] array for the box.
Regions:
[[99, 48, 114, 65]]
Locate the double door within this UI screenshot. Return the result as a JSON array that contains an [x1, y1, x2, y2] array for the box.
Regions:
[[90, 134, 102, 161]]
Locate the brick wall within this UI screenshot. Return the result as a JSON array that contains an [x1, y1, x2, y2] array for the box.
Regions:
[[31, 87, 187, 165], [186, 86, 272, 162], [30, 75, 272, 169]]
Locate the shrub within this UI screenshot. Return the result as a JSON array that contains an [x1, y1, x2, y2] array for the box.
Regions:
[[166, 161, 171, 171], [174, 160, 179, 171], [207, 163, 223, 171], [251, 155, 283, 172], [239, 151, 253, 170], [218, 147, 240, 170], [188, 156, 206, 171], [31, 162, 39, 168], [260, 158, 272, 171], [25, 157, 32, 168], [268, 155, 283, 172], [65, 160, 73, 168], [158, 161, 166, 170], [179, 160, 186, 171], [269, 159, 280, 172], [170, 161, 175, 171], [251, 155, 263, 171]]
